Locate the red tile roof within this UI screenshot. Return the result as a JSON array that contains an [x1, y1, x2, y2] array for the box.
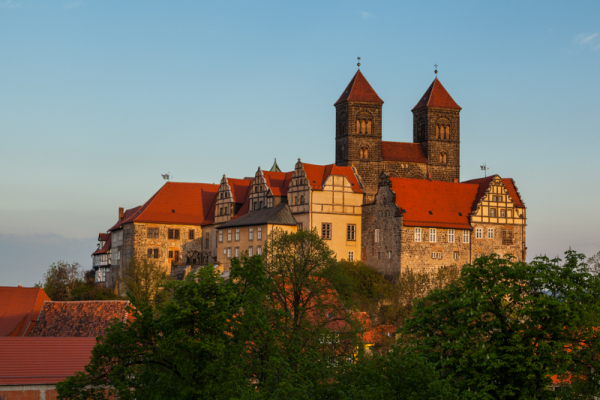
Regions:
[[0, 287, 50, 337], [92, 233, 111, 255], [412, 78, 461, 111], [461, 175, 525, 208], [302, 163, 363, 193], [0, 337, 96, 384], [98, 233, 110, 242], [227, 178, 253, 204], [262, 171, 294, 197], [108, 206, 142, 232], [128, 182, 220, 226], [334, 70, 384, 106], [390, 178, 479, 229], [28, 301, 130, 338], [381, 142, 428, 163]]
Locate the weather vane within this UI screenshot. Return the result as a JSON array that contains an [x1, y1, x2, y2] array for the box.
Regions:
[[357, 57, 361, 68], [161, 172, 172, 181], [480, 163, 489, 177], [434, 64, 438, 76]]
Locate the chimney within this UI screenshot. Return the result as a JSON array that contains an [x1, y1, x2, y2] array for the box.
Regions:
[[119, 207, 124, 220], [453, 178, 459, 183]]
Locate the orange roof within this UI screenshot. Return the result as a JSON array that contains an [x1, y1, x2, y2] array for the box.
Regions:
[[390, 177, 479, 229], [302, 163, 363, 193], [92, 233, 111, 255], [98, 233, 110, 242], [462, 175, 525, 208], [262, 171, 294, 197], [0, 337, 96, 384], [130, 182, 220, 226], [228, 178, 253, 204], [108, 206, 142, 232], [381, 142, 428, 163], [0, 287, 50, 337], [28, 300, 130, 337], [412, 78, 461, 111], [334, 70, 384, 106]]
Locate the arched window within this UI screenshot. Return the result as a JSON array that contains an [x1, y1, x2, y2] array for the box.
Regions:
[[436, 125, 440, 139], [445, 126, 450, 139], [440, 153, 447, 163], [366, 120, 372, 134], [360, 147, 369, 159]]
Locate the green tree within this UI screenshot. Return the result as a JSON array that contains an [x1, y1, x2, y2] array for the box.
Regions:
[[40, 261, 118, 301], [402, 251, 600, 400], [121, 257, 170, 306]]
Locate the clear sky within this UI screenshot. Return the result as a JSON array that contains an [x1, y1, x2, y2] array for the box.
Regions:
[[1, 0, 599, 286]]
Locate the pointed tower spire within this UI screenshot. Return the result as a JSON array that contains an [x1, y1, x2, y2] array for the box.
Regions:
[[412, 78, 461, 111], [270, 158, 282, 172], [334, 70, 384, 106]]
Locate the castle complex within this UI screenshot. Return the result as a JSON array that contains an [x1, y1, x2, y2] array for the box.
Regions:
[[92, 69, 527, 290]]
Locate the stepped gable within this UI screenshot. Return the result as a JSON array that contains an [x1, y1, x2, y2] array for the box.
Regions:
[[381, 142, 428, 163], [108, 206, 142, 231], [334, 70, 384, 106], [131, 181, 220, 225], [389, 177, 479, 229], [412, 78, 461, 111], [0, 337, 96, 385], [462, 175, 525, 208], [28, 300, 130, 338], [92, 233, 111, 255], [0, 287, 50, 337], [302, 163, 363, 193], [262, 171, 294, 197]]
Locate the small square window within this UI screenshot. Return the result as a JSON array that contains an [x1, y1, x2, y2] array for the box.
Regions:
[[348, 251, 354, 261], [500, 209, 506, 218], [476, 228, 483, 239], [153, 248, 159, 258], [488, 228, 494, 239], [168, 250, 173, 259], [147, 228, 153, 239], [347, 224, 356, 241], [147, 248, 153, 258], [322, 223, 332, 240], [189, 230, 195, 240], [414, 228, 421, 242]]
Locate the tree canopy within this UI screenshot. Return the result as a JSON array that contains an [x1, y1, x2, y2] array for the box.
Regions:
[[40, 261, 119, 301]]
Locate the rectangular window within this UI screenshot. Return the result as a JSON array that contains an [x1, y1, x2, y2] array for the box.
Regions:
[[147, 228, 153, 239], [414, 228, 421, 242], [168, 229, 180, 239], [378, 252, 381, 260], [248, 246, 253, 256], [205, 232, 210, 248], [476, 228, 483, 239], [227, 229, 232, 242], [174, 251, 180, 263], [431, 252, 436, 259], [490, 209, 496, 217], [219, 230, 223, 242], [500, 209, 506, 218], [322, 223, 332, 240], [235, 228, 240, 241], [348, 251, 354, 261], [249, 227, 254, 240], [437, 252, 442, 259], [347, 224, 356, 241], [169, 250, 173, 259], [147, 248, 153, 258], [387, 251, 392, 259], [502, 229, 514, 245], [235, 247, 239, 257], [454, 251, 459, 260], [297, 223, 303, 231], [448, 229, 455, 243], [153, 248, 159, 258], [257, 245, 262, 255], [257, 227, 262, 240], [488, 228, 494, 239], [463, 230, 470, 243], [189, 230, 195, 240], [227, 248, 231, 259], [154, 228, 159, 238], [429, 228, 437, 243], [375, 229, 380, 243]]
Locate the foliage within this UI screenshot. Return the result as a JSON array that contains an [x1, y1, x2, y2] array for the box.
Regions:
[[402, 251, 600, 400], [121, 257, 170, 306], [587, 250, 600, 275], [40, 261, 118, 301]]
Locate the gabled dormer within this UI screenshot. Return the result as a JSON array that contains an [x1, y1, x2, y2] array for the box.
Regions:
[[248, 167, 293, 212], [215, 175, 252, 224], [468, 175, 526, 225], [288, 159, 311, 214]]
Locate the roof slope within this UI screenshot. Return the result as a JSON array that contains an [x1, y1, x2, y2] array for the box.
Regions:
[[108, 206, 142, 232], [302, 163, 363, 193], [262, 171, 294, 197], [132, 182, 220, 226], [412, 78, 461, 111], [92, 233, 111, 255], [28, 301, 130, 338], [0, 337, 96, 384], [390, 178, 479, 229], [462, 176, 525, 208], [228, 178, 253, 204], [0, 287, 50, 337], [381, 142, 428, 163], [334, 70, 384, 106], [217, 203, 297, 229]]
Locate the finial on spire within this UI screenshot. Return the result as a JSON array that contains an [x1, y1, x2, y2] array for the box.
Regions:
[[434, 64, 438, 77], [357, 57, 361, 69]]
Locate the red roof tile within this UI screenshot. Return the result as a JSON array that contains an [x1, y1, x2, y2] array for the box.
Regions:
[[390, 178, 479, 229], [92, 233, 111, 255], [461, 175, 525, 208], [412, 78, 461, 111], [0, 337, 96, 384], [227, 178, 253, 204], [381, 142, 428, 163], [0, 287, 50, 337], [131, 182, 220, 226], [302, 163, 363, 193], [98, 233, 110, 242], [262, 171, 294, 197], [334, 70, 384, 106], [28, 301, 130, 338], [108, 206, 142, 232]]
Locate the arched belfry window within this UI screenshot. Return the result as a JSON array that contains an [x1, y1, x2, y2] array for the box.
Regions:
[[435, 118, 451, 140], [439, 152, 447, 164], [356, 113, 372, 134], [360, 147, 369, 159]]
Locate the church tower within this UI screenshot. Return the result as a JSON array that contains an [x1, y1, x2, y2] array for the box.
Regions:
[[335, 70, 384, 198], [412, 78, 461, 182]]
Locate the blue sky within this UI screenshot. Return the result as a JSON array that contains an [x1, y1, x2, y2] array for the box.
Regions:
[[1, 0, 599, 286]]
